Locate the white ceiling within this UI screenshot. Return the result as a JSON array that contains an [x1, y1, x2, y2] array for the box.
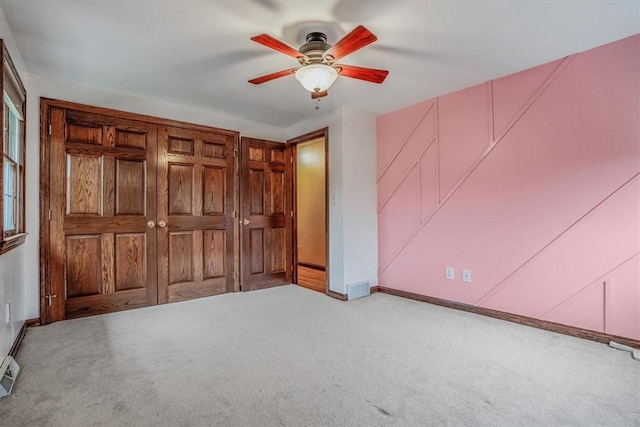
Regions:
[[1, 0, 638, 128]]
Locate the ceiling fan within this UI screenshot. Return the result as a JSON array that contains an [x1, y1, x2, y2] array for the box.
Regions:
[[248, 25, 389, 99]]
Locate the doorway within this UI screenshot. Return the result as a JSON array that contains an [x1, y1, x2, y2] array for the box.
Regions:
[[289, 129, 328, 294]]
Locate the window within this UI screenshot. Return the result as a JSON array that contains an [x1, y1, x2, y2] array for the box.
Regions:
[[4, 95, 22, 236], [0, 40, 26, 253]]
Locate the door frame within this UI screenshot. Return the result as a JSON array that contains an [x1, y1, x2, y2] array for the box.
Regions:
[[39, 98, 241, 324], [286, 128, 329, 294]]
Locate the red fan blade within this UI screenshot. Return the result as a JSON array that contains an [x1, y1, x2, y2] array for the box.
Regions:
[[324, 25, 377, 61], [248, 68, 298, 85], [335, 64, 389, 83], [311, 90, 328, 99], [251, 34, 309, 62]]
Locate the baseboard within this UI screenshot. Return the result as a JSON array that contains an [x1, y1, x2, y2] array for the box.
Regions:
[[328, 287, 378, 300], [8, 322, 26, 359], [7, 318, 40, 359], [378, 287, 640, 348], [327, 290, 348, 301], [26, 318, 40, 328]]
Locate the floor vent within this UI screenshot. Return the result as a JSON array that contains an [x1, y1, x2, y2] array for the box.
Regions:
[[347, 281, 371, 301], [0, 356, 19, 398]]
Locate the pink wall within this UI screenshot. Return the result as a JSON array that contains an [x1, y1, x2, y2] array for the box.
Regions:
[[377, 34, 640, 340]]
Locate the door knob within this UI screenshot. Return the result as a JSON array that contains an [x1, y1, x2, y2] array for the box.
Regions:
[[242, 219, 250, 225], [147, 220, 155, 228], [158, 220, 167, 228]]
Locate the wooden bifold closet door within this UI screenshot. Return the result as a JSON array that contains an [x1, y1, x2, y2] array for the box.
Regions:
[[46, 104, 237, 321], [156, 125, 236, 303], [48, 108, 159, 319]]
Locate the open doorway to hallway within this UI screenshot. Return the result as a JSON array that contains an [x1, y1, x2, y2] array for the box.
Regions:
[[289, 129, 328, 294]]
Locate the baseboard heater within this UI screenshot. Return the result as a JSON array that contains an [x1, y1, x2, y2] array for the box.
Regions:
[[0, 356, 20, 397], [347, 281, 371, 301]]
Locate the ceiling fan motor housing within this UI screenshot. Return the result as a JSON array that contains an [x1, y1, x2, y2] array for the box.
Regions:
[[299, 32, 331, 63]]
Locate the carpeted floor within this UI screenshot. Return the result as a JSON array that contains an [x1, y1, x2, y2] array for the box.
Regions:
[[1, 285, 638, 426]]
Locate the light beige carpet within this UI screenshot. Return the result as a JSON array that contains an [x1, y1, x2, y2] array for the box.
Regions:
[[1, 285, 638, 426]]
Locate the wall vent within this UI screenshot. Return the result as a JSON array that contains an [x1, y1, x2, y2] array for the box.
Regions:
[[0, 356, 20, 398], [347, 281, 371, 301]]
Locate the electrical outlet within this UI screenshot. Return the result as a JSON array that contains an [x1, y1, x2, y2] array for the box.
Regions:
[[5, 303, 10, 323], [462, 269, 472, 283], [445, 267, 455, 280]]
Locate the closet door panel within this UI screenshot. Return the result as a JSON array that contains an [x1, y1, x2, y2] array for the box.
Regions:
[[49, 108, 158, 320], [157, 126, 237, 303]]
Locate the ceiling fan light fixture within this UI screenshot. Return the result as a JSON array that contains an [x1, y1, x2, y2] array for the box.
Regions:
[[294, 63, 338, 93]]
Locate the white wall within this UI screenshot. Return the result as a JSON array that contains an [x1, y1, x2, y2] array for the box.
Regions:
[[286, 106, 378, 294], [0, 9, 29, 358], [27, 74, 286, 141], [341, 108, 378, 289]]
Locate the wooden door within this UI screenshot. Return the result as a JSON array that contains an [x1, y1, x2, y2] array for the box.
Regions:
[[49, 108, 158, 320], [240, 137, 292, 290], [157, 126, 237, 303]]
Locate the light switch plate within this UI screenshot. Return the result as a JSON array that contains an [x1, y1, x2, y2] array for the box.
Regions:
[[445, 267, 454, 280]]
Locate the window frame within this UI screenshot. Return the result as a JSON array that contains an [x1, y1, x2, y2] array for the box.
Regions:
[[0, 40, 27, 254]]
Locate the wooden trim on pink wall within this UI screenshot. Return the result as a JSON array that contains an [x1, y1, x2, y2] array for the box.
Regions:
[[377, 101, 435, 182], [378, 56, 575, 277], [378, 137, 437, 215], [475, 174, 640, 306], [493, 56, 572, 143], [377, 35, 640, 342], [378, 286, 640, 349]]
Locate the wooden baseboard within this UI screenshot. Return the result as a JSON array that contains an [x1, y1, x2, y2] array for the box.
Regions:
[[7, 318, 40, 359], [328, 286, 378, 300], [26, 318, 40, 328], [378, 286, 640, 348], [327, 290, 348, 301], [8, 322, 26, 358]]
